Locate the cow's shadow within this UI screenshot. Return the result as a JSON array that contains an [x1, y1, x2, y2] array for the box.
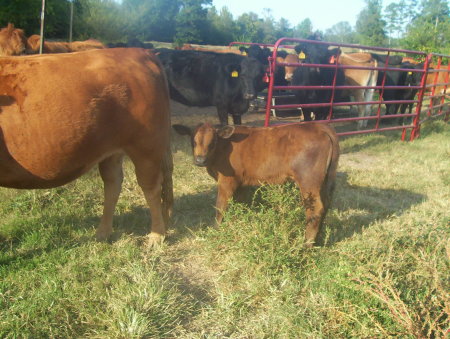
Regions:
[[323, 172, 426, 246]]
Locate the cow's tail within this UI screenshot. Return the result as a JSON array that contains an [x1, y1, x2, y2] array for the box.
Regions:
[[321, 125, 340, 212], [161, 143, 174, 226]]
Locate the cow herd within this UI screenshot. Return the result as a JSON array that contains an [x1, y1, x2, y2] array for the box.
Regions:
[[0, 23, 447, 248]]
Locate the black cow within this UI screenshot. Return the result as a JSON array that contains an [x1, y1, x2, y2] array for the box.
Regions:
[[377, 62, 423, 119], [156, 49, 266, 125], [241, 45, 272, 65], [371, 53, 403, 66], [291, 42, 344, 121]]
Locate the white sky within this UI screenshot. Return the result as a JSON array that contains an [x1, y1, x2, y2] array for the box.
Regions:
[[210, 0, 397, 31]]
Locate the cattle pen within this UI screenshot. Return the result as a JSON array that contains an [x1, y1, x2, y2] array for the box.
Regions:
[[230, 38, 450, 141]]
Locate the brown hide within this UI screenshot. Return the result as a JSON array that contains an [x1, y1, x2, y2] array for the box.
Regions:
[[180, 43, 242, 55], [426, 66, 449, 96], [174, 122, 340, 247], [69, 39, 105, 52], [281, 53, 300, 82], [0, 48, 173, 245], [26, 35, 105, 54], [26, 34, 70, 54], [0, 23, 27, 56]]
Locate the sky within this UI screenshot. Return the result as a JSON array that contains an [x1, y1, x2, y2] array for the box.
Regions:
[[210, 0, 397, 32]]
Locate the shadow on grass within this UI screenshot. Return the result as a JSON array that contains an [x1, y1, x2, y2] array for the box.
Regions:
[[325, 172, 426, 246]]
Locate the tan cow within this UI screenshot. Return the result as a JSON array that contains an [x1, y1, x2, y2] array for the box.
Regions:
[[0, 23, 27, 56], [0, 48, 173, 246], [337, 53, 378, 129], [173, 122, 339, 247]]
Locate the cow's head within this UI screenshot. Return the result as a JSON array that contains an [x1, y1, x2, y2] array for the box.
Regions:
[[173, 123, 235, 167], [294, 43, 340, 65], [225, 57, 266, 100], [0, 23, 27, 56], [283, 53, 301, 82]]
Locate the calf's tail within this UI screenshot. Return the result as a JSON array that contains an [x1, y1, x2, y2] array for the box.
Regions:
[[321, 126, 340, 212]]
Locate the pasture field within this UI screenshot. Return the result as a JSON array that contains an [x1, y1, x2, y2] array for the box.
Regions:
[[0, 108, 449, 337]]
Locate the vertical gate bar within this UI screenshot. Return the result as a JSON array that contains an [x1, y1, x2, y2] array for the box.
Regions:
[[375, 52, 390, 130], [264, 40, 280, 127], [409, 54, 431, 140]]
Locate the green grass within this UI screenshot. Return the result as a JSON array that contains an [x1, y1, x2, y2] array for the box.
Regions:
[[1, 120, 449, 338]]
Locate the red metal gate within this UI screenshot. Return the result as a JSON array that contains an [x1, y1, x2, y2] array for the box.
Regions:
[[230, 38, 449, 141]]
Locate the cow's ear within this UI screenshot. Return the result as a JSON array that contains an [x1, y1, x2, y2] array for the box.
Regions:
[[217, 125, 235, 139], [172, 124, 191, 136]]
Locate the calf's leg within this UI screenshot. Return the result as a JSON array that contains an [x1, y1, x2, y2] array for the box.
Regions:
[[215, 177, 239, 224], [96, 153, 124, 241], [294, 166, 328, 248]]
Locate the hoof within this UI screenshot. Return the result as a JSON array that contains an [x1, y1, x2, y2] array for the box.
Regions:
[[146, 232, 165, 248], [95, 229, 112, 242]]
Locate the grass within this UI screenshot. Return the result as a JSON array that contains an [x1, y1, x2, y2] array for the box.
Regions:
[[1, 119, 449, 338]]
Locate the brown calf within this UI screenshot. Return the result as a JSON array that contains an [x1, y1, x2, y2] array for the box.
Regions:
[[0, 48, 173, 246], [173, 122, 339, 247]]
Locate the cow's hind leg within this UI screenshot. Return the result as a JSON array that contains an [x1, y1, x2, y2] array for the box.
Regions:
[[96, 153, 124, 241], [130, 152, 167, 247], [294, 167, 328, 248]]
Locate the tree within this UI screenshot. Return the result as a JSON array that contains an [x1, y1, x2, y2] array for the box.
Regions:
[[324, 21, 356, 43], [401, 0, 450, 53], [122, 0, 179, 42], [355, 0, 387, 46], [235, 12, 264, 42], [293, 18, 313, 38], [206, 6, 237, 44], [174, 0, 212, 45], [0, 0, 72, 38], [275, 18, 293, 40]]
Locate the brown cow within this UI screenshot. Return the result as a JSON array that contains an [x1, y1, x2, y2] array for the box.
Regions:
[[26, 35, 105, 54], [26, 34, 71, 54], [180, 43, 243, 55], [0, 48, 173, 246], [69, 38, 105, 52], [0, 23, 27, 56], [279, 53, 300, 82], [173, 122, 339, 247]]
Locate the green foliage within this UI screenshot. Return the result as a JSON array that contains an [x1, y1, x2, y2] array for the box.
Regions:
[[2, 0, 449, 52], [174, 0, 211, 45], [400, 0, 450, 53], [324, 21, 356, 43], [355, 0, 388, 46]]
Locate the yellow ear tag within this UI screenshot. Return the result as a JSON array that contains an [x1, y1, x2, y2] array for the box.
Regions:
[[299, 51, 306, 60], [231, 71, 239, 77], [408, 71, 413, 75], [242, 51, 247, 56]]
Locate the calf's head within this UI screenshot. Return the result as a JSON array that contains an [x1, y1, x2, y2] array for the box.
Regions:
[[173, 123, 235, 166]]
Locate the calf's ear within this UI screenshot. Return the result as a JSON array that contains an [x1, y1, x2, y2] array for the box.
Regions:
[[217, 125, 235, 139], [172, 124, 191, 136]]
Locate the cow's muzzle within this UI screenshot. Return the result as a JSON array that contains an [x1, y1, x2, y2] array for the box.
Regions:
[[244, 92, 256, 100], [194, 156, 207, 167]]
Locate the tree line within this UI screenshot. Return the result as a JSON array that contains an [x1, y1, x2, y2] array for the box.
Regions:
[[1, 0, 449, 54]]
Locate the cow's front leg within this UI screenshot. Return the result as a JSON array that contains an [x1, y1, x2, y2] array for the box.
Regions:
[[215, 176, 239, 224], [217, 107, 229, 125], [232, 114, 242, 125]]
